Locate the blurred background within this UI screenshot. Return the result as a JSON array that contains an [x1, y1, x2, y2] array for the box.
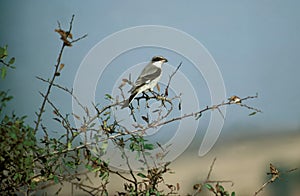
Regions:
[[1, 1, 300, 195]]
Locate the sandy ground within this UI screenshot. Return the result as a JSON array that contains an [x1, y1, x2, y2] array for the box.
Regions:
[[40, 132, 300, 196]]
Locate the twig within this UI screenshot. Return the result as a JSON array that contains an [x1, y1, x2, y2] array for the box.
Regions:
[[240, 103, 262, 113], [254, 164, 298, 196], [110, 170, 135, 184], [164, 61, 182, 96], [160, 94, 260, 126], [0, 59, 10, 67], [39, 92, 77, 138], [192, 158, 216, 195], [71, 34, 88, 43], [206, 157, 216, 181], [36, 76, 86, 114], [34, 40, 65, 133], [34, 15, 86, 134], [254, 179, 273, 196], [35, 93, 261, 163], [206, 180, 234, 186], [192, 158, 233, 196], [119, 147, 139, 191], [286, 168, 298, 173]]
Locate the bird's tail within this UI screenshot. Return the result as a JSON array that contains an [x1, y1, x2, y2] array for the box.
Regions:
[[121, 91, 138, 109]]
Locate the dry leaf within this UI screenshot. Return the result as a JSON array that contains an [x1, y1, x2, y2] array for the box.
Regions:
[[55, 29, 65, 37], [59, 63, 65, 71], [228, 95, 241, 104], [156, 83, 160, 92], [68, 32, 73, 39], [55, 29, 72, 46], [119, 80, 126, 89], [72, 113, 81, 120], [176, 183, 180, 191], [164, 88, 168, 96]]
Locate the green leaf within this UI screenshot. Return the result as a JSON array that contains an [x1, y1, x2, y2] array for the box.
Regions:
[[0, 47, 4, 57], [105, 94, 113, 100], [24, 140, 35, 147], [85, 164, 93, 171], [249, 111, 257, 116], [99, 171, 109, 180], [66, 161, 76, 169], [144, 143, 154, 150], [9, 131, 17, 140], [92, 167, 101, 172], [137, 172, 147, 178], [53, 175, 59, 184], [25, 157, 33, 166], [231, 192, 235, 196], [217, 184, 225, 192], [0, 45, 8, 59], [1, 67, 7, 79], [8, 57, 15, 64], [30, 181, 37, 189], [205, 183, 214, 191], [13, 173, 22, 181], [101, 141, 108, 152]]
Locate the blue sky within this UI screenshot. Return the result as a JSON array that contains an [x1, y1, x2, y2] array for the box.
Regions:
[[1, 1, 300, 140]]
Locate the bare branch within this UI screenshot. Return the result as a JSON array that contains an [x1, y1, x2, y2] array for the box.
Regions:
[[28, 14, 263, 195], [192, 158, 233, 196], [71, 34, 88, 43], [206, 157, 217, 182], [34, 15, 87, 134], [164, 61, 182, 96], [36, 76, 86, 114], [254, 163, 298, 196]]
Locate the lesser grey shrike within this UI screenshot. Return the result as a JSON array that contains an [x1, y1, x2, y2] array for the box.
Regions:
[[121, 56, 168, 109]]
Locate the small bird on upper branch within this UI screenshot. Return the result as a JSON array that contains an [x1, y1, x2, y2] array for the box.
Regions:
[[121, 56, 168, 109]]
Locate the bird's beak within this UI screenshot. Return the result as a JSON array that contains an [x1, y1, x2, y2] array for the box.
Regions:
[[164, 58, 168, 63]]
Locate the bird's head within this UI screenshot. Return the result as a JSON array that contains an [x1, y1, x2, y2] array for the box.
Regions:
[[151, 56, 168, 63]]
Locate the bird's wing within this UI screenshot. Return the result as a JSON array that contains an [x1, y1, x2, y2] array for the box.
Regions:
[[134, 65, 161, 88]]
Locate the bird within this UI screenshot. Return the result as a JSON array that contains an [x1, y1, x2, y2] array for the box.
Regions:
[[228, 95, 242, 104], [121, 56, 168, 109]]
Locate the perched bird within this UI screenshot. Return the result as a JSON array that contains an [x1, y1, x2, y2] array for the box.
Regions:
[[121, 56, 168, 109]]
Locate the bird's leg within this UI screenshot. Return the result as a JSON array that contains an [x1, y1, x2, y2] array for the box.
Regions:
[[137, 99, 140, 110], [141, 92, 151, 108], [142, 92, 150, 99]]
